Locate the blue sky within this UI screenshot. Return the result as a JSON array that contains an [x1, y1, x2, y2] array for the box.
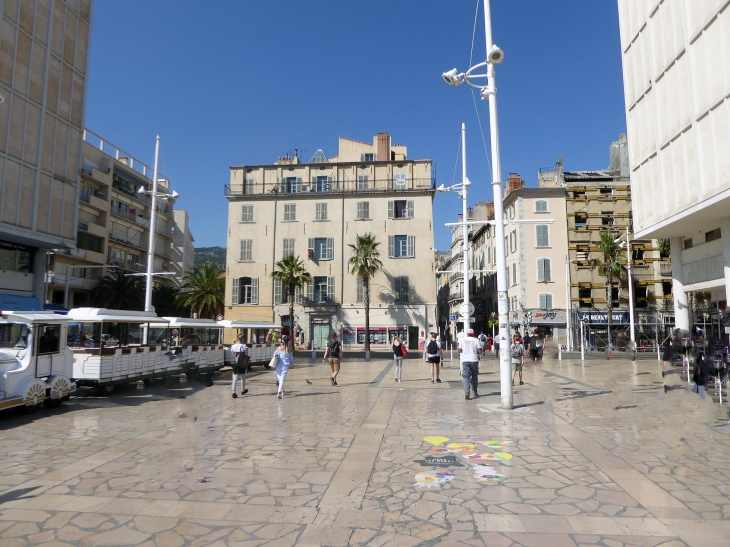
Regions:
[[85, 0, 627, 251]]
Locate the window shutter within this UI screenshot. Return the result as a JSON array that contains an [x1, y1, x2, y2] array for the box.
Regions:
[[295, 286, 302, 304], [363, 201, 369, 219], [307, 281, 313, 302], [407, 235, 415, 258], [274, 279, 282, 304], [240, 240, 245, 261], [402, 276, 409, 303], [356, 277, 363, 303], [250, 278, 258, 304], [545, 259, 551, 281], [360, 153, 365, 162], [327, 277, 335, 303], [308, 238, 314, 253], [388, 235, 395, 258], [356, 201, 363, 219], [232, 278, 239, 305], [546, 294, 552, 308], [406, 200, 414, 219], [388, 201, 394, 219], [327, 176, 332, 190], [326, 238, 334, 260]]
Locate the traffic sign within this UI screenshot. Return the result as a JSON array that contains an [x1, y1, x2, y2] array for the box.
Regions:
[[216, 314, 224, 321], [459, 302, 475, 316], [449, 315, 456, 321], [460, 316, 476, 323]]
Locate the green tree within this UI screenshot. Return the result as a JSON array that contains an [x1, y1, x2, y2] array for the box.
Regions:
[[271, 254, 311, 352], [176, 263, 225, 319], [152, 284, 188, 317], [348, 233, 383, 357], [657, 238, 671, 258], [89, 269, 144, 310], [592, 230, 627, 350]]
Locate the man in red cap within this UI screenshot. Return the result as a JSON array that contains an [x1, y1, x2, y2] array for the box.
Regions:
[[458, 328, 482, 400]]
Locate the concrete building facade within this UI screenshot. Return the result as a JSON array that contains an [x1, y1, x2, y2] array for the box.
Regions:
[[172, 209, 195, 284], [224, 133, 438, 350], [0, 0, 93, 310], [617, 0, 730, 338], [46, 130, 175, 308]]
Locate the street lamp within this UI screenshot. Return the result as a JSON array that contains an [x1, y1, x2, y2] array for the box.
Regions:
[[137, 135, 179, 313], [437, 124, 473, 332], [614, 227, 635, 346], [442, 0, 512, 409], [566, 257, 576, 351]]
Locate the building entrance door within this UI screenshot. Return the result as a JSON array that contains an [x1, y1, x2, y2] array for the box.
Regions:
[[408, 326, 419, 350], [312, 323, 330, 350]]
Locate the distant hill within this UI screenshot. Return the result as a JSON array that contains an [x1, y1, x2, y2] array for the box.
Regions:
[[194, 246, 226, 269]]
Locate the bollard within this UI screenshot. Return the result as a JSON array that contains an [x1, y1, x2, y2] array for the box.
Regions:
[[559, 345, 562, 360], [311, 339, 315, 361], [656, 339, 660, 361]]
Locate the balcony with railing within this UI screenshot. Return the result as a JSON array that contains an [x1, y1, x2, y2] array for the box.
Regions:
[[659, 262, 672, 276], [110, 207, 142, 223], [84, 129, 170, 186], [225, 177, 435, 198], [447, 289, 464, 303]]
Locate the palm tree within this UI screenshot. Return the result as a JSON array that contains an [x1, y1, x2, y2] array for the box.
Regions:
[[348, 233, 383, 358], [90, 269, 144, 310], [152, 284, 188, 317], [592, 230, 627, 350], [271, 255, 311, 352], [176, 263, 225, 319]]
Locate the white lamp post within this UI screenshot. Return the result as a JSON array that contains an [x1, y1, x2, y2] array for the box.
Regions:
[[137, 135, 179, 313], [614, 227, 635, 345], [437, 123, 473, 333], [442, 0, 512, 408], [566, 256, 576, 351]]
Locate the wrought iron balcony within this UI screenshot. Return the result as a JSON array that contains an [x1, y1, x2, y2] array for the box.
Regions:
[[225, 177, 435, 198]]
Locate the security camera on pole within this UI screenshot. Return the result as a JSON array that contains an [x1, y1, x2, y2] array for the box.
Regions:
[[442, 0, 512, 409]]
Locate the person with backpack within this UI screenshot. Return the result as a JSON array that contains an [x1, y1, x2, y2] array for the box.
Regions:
[[478, 332, 487, 355], [459, 329, 482, 399], [426, 332, 442, 383], [511, 334, 525, 386], [231, 336, 249, 398], [323, 332, 343, 386]]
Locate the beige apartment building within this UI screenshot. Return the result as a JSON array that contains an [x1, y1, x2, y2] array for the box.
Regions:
[[46, 130, 175, 308], [224, 133, 438, 350], [0, 0, 92, 310]]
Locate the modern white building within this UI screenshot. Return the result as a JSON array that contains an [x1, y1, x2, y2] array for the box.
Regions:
[[172, 209, 195, 283], [618, 0, 730, 335]]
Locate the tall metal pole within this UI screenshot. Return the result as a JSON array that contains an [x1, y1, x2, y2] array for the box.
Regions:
[[461, 123, 471, 332], [626, 226, 635, 343], [484, 0, 512, 408], [565, 256, 572, 351], [144, 135, 161, 313]]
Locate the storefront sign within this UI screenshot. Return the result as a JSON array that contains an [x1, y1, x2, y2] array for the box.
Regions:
[[531, 310, 567, 324], [0, 294, 40, 311], [578, 311, 630, 324], [342, 327, 356, 345], [356, 327, 388, 344]]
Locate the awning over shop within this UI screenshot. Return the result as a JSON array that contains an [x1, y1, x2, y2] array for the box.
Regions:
[[0, 294, 40, 311]]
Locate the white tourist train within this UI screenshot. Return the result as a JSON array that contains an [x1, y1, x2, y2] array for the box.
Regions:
[[0, 308, 284, 412], [0, 311, 76, 412]]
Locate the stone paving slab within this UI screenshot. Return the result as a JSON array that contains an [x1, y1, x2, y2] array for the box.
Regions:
[[0, 355, 728, 546]]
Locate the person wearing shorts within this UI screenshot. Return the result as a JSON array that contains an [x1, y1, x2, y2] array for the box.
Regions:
[[323, 332, 342, 386], [426, 332, 442, 383], [511, 335, 525, 386]]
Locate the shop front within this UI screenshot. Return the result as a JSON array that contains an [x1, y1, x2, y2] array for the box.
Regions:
[[529, 309, 568, 344], [577, 311, 630, 350]]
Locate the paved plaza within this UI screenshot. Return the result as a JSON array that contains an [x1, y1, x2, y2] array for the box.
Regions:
[[1, 353, 729, 547]]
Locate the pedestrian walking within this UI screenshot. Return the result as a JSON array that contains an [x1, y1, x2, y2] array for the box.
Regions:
[[393, 336, 405, 382], [511, 334, 525, 386], [486, 334, 493, 353], [231, 336, 249, 398], [426, 332, 442, 383], [478, 331, 487, 352], [530, 328, 544, 362], [692, 351, 709, 400], [459, 329, 482, 400], [274, 335, 293, 399], [323, 332, 343, 386]]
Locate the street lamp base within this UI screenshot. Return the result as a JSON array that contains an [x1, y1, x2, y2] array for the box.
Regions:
[[365, 350, 370, 361]]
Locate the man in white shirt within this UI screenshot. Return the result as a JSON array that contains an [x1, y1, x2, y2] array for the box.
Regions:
[[231, 337, 249, 398], [458, 328, 483, 400]]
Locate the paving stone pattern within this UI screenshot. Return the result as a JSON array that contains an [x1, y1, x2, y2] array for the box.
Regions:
[[0, 355, 729, 546]]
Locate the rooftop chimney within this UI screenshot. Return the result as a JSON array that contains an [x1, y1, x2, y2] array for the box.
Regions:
[[486, 200, 495, 220], [506, 173, 524, 195], [377, 133, 389, 162]]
